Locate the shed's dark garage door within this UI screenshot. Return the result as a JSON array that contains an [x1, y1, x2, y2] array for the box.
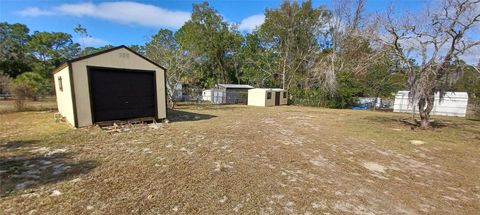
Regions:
[[89, 68, 156, 122]]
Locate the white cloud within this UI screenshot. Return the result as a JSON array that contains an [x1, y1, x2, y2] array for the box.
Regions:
[[17, 2, 191, 29], [238, 14, 265, 32], [56, 3, 97, 16], [76, 36, 109, 47], [17, 7, 54, 16]]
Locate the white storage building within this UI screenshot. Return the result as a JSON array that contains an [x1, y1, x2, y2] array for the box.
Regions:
[[248, 88, 288, 107], [393, 91, 468, 117], [203, 84, 253, 104], [202, 89, 212, 102]]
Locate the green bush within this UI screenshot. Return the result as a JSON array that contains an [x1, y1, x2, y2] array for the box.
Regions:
[[289, 88, 327, 107], [331, 72, 365, 108], [0, 73, 12, 95], [290, 71, 364, 109], [10, 72, 51, 100]]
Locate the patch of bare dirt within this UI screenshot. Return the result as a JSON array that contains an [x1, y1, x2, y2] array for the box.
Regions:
[[1, 105, 479, 214]]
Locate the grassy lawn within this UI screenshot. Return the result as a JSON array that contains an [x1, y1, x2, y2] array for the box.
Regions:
[[0, 97, 57, 114], [1, 104, 479, 214]]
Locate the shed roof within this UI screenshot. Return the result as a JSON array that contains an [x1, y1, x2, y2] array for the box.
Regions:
[[53, 45, 166, 74], [216, 84, 254, 89]]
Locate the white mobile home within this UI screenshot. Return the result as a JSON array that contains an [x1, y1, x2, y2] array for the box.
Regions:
[[393, 91, 468, 117], [248, 88, 288, 107]]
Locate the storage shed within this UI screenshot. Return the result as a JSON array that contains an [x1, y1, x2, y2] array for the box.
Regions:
[[393, 91, 468, 117], [202, 89, 212, 102], [53, 45, 167, 128], [248, 88, 288, 107], [210, 84, 254, 104]]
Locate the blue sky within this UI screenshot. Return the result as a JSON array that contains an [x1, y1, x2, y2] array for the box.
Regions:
[[0, 0, 427, 47]]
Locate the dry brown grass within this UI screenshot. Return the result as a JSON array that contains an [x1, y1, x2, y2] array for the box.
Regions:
[[0, 97, 57, 113], [1, 104, 479, 214]]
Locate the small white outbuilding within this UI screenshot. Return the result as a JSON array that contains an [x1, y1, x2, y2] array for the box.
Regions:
[[393, 91, 469, 117], [248, 88, 288, 107], [202, 89, 212, 102]]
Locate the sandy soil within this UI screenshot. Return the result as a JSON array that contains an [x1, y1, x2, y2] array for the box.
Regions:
[[1, 104, 479, 214]]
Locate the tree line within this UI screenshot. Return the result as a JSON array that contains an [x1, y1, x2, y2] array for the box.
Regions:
[[1, 0, 479, 128]]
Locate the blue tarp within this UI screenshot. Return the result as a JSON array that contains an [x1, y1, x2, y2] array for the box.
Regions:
[[352, 103, 369, 110]]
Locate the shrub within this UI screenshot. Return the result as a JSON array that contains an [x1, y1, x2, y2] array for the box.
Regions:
[[473, 97, 480, 118], [289, 71, 364, 109], [0, 73, 12, 95], [289, 88, 328, 107], [10, 72, 51, 101], [13, 99, 26, 111]]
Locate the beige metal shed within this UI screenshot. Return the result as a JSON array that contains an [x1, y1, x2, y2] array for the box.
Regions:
[[248, 88, 288, 107], [53, 45, 167, 128]]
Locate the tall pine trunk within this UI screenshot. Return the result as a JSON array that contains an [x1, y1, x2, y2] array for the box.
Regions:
[[282, 58, 287, 89], [217, 51, 227, 84]]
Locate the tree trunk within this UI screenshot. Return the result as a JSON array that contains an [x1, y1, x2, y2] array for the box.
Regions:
[[166, 82, 176, 110], [418, 110, 429, 129], [168, 95, 175, 110], [282, 51, 288, 89], [418, 96, 434, 129], [217, 56, 226, 84]]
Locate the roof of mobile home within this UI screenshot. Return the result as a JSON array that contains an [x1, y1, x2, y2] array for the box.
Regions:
[[216, 84, 254, 89]]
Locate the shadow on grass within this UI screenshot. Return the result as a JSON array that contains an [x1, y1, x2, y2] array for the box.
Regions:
[[0, 140, 38, 150], [363, 115, 452, 129], [363, 115, 401, 124], [0, 140, 97, 197], [167, 109, 217, 122]]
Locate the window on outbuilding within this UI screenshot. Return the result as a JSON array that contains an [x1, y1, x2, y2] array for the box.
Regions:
[[58, 77, 63, 91], [283, 92, 287, 98], [267, 92, 272, 99]]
